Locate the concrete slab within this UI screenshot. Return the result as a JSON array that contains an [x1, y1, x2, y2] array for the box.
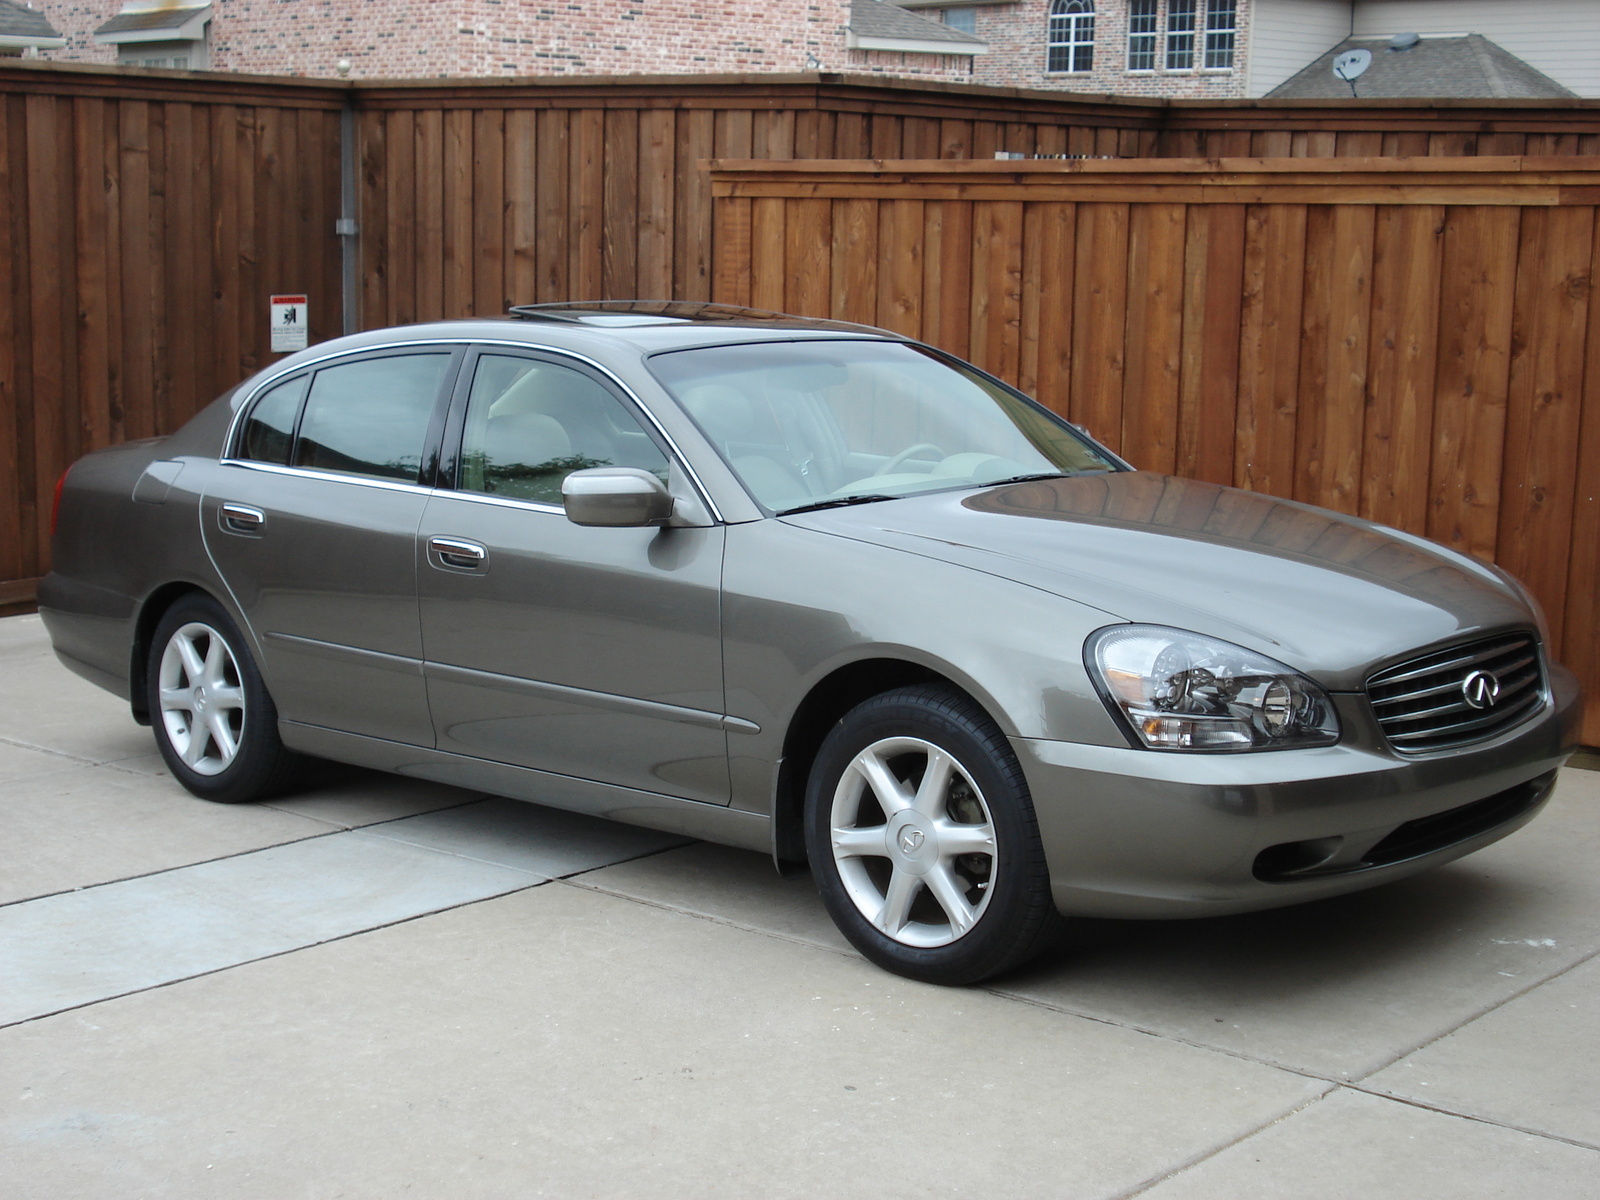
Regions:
[[259, 764, 487, 829], [0, 884, 1327, 1200], [0, 738, 82, 785], [0, 621, 153, 764], [0, 831, 543, 1025], [580, 840, 854, 954], [364, 796, 693, 875], [1139, 1087, 1600, 1199], [992, 769, 1600, 1080], [1365, 953, 1600, 1147], [0, 763, 333, 905]]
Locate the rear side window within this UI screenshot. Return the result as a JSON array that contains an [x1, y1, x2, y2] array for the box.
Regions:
[[292, 354, 451, 483], [238, 375, 308, 465]]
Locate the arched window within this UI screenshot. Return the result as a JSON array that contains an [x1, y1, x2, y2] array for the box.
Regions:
[[1047, 0, 1095, 74]]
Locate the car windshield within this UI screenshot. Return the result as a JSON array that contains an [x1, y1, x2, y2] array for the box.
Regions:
[[649, 340, 1120, 514]]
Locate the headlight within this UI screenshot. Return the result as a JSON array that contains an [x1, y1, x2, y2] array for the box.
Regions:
[[1086, 625, 1340, 752]]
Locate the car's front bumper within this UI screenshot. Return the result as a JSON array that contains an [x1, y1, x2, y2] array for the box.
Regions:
[[1016, 664, 1582, 919]]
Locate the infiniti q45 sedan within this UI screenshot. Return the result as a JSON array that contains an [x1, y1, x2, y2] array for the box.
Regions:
[[41, 302, 1581, 983]]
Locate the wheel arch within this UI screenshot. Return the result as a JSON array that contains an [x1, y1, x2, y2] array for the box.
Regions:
[[128, 582, 210, 724], [771, 657, 999, 873]]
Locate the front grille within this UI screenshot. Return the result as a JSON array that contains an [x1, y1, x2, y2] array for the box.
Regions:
[[1367, 633, 1545, 754]]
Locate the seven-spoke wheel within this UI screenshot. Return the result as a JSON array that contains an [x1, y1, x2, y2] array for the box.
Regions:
[[146, 594, 302, 803], [805, 684, 1063, 984]]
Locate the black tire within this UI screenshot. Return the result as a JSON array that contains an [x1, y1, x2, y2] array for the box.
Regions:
[[804, 683, 1065, 985], [145, 593, 304, 803]]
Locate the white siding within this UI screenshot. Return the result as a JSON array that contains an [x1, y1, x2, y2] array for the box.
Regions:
[[1352, 0, 1600, 96], [1247, 0, 1353, 97]]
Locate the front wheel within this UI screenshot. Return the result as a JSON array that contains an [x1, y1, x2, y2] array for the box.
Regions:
[[804, 684, 1064, 985], [146, 593, 303, 803]]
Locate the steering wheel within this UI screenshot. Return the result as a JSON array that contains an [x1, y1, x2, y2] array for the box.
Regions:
[[873, 443, 945, 476]]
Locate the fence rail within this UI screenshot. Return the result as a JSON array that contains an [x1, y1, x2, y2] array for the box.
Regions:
[[709, 157, 1600, 746]]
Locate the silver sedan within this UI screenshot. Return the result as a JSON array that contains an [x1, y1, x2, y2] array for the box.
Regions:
[[40, 302, 1582, 984]]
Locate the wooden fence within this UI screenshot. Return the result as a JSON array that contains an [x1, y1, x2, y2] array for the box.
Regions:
[[1, 64, 344, 607], [3, 64, 1599, 746], [709, 157, 1600, 745]]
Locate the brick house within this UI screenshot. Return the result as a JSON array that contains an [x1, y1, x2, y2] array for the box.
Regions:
[[903, 0, 1600, 98], [37, 0, 983, 81], [30, 0, 1600, 97]]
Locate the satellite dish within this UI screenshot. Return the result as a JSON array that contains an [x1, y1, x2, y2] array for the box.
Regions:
[[1333, 49, 1373, 81]]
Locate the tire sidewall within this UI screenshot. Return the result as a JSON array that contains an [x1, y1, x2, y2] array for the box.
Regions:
[[804, 686, 1057, 985], [146, 593, 286, 803]]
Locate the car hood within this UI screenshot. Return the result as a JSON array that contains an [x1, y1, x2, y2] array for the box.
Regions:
[[784, 472, 1531, 689]]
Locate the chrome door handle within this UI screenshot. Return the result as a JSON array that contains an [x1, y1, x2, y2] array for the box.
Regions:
[[219, 503, 265, 535], [428, 536, 489, 571]]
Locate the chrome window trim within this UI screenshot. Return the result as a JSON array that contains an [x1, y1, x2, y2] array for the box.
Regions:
[[223, 336, 724, 524], [214, 459, 438, 498], [422, 487, 564, 517]]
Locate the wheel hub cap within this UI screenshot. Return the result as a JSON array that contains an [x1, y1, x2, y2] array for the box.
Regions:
[[886, 812, 937, 876]]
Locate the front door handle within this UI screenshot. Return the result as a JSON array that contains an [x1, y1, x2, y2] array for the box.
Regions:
[[428, 536, 489, 572], [219, 503, 265, 536]]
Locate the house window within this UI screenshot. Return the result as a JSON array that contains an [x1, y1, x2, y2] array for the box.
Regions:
[[1165, 0, 1196, 70], [943, 6, 977, 34], [1127, 0, 1158, 71], [1047, 0, 1094, 74], [1204, 0, 1236, 69]]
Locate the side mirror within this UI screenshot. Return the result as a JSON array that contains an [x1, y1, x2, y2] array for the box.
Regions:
[[562, 467, 675, 528]]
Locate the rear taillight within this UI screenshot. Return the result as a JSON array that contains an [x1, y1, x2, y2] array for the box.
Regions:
[[51, 468, 69, 539]]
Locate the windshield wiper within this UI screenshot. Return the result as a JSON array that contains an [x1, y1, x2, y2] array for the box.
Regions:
[[777, 493, 898, 516], [980, 472, 1071, 487]]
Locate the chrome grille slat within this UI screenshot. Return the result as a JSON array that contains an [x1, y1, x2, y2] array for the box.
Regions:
[[1367, 639, 1525, 687], [1367, 633, 1546, 754]]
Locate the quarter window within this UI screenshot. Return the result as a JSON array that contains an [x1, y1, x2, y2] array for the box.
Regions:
[[292, 354, 451, 483], [1127, 0, 1157, 71], [238, 375, 307, 465], [1047, 0, 1094, 74], [455, 354, 668, 506]]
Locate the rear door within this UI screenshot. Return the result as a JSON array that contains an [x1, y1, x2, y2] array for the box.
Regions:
[[416, 349, 730, 804], [202, 348, 459, 745]]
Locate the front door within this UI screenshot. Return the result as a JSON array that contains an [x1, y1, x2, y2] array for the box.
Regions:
[[417, 350, 729, 804]]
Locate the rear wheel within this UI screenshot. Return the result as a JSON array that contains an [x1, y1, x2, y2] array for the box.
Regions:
[[804, 684, 1064, 985], [146, 593, 302, 803]]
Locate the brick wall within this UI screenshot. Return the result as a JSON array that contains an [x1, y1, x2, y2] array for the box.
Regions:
[[965, 0, 1253, 98], [36, 0, 949, 79]]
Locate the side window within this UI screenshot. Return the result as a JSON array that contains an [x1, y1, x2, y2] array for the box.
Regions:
[[456, 354, 668, 506], [238, 374, 308, 465], [293, 354, 451, 483]]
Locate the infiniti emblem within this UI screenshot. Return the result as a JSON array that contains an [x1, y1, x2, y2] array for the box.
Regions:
[[1461, 669, 1501, 710], [899, 829, 926, 854]]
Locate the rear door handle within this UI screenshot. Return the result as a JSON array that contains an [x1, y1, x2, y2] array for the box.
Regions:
[[428, 536, 489, 572], [219, 503, 265, 536]]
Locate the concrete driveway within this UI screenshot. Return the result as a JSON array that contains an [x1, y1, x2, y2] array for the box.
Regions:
[[2, 612, 1597, 1198]]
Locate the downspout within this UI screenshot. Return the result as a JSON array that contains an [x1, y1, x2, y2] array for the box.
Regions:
[[337, 92, 360, 335]]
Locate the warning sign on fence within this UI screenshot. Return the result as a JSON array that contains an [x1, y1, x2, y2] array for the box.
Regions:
[[270, 294, 309, 353]]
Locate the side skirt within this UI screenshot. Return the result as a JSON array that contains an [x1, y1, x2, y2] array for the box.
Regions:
[[280, 721, 773, 854]]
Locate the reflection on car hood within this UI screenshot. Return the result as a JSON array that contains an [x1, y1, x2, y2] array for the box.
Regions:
[[785, 472, 1530, 687]]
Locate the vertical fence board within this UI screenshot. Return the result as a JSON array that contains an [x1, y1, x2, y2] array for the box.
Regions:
[[674, 109, 714, 301], [442, 108, 474, 317], [569, 108, 604, 299], [1362, 204, 1443, 532], [830, 199, 877, 326], [1177, 204, 1244, 484], [505, 108, 537, 306], [1070, 203, 1129, 450], [1121, 203, 1185, 473], [1018, 201, 1074, 417], [923, 200, 973, 361], [1495, 205, 1593, 646], [601, 108, 639, 299], [1428, 206, 1519, 560], [750, 197, 788, 312], [1236, 203, 1306, 499], [413, 109, 445, 321], [473, 108, 506, 316], [638, 109, 675, 300], [534, 108, 568, 303], [970, 201, 1024, 382], [876, 199, 924, 340]]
